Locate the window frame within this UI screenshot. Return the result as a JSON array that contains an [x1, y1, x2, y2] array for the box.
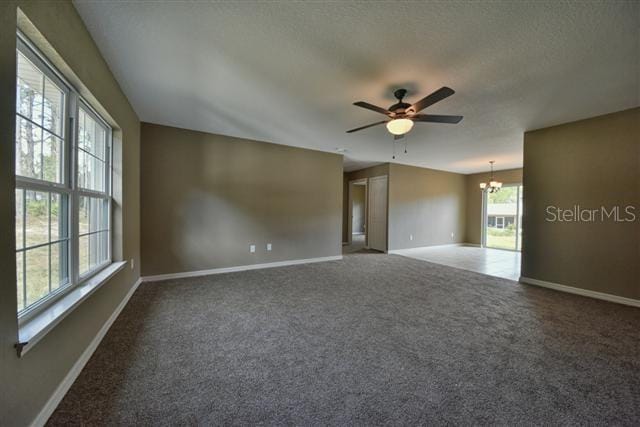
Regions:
[[73, 99, 113, 284], [16, 33, 113, 324]]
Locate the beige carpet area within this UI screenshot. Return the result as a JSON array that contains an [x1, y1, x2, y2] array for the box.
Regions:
[[48, 253, 640, 425]]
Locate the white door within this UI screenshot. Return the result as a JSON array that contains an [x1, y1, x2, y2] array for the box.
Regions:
[[368, 175, 388, 252]]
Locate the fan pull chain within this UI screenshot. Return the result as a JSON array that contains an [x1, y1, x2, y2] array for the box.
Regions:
[[392, 137, 396, 159]]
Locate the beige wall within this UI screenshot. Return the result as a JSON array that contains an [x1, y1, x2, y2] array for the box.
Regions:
[[522, 107, 639, 300], [465, 168, 523, 244], [388, 164, 466, 250], [351, 185, 366, 233], [1, 2, 140, 425], [141, 123, 343, 276]]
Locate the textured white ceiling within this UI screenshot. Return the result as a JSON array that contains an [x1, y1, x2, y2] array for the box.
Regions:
[[74, 1, 639, 174]]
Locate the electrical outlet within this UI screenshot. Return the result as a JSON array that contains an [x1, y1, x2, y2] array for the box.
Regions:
[[409, 234, 413, 241], [130, 258, 135, 270], [267, 243, 272, 251], [250, 244, 256, 253], [451, 232, 455, 239]]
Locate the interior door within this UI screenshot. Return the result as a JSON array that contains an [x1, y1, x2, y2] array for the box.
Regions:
[[368, 175, 388, 252]]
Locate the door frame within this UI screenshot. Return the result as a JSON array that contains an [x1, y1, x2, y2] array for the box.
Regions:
[[347, 178, 367, 245], [481, 183, 523, 252]]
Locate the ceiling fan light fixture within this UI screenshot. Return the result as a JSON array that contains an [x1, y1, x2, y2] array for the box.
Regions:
[[386, 118, 414, 136]]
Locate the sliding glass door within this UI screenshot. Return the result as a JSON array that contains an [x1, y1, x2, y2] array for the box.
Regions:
[[483, 184, 523, 251]]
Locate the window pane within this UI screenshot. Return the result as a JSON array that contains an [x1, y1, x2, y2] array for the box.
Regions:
[[78, 196, 108, 233], [79, 232, 109, 277], [89, 231, 109, 271], [77, 149, 105, 192], [79, 234, 89, 276], [15, 189, 24, 250], [17, 51, 43, 124], [43, 77, 64, 136], [78, 108, 106, 160], [25, 190, 49, 247], [50, 193, 67, 241], [51, 241, 69, 291], [88, 232, 99, 271], [43, 131, 63, 184], [79, 196, 109, 277], [16, 252, 24, 312], [25, 246, 49, 307], [16, 116, 42, 180]]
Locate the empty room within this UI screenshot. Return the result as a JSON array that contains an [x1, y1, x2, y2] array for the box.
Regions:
[[1, 1, 639, 425]]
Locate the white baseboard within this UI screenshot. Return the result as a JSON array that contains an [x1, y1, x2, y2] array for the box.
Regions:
[[519, 276, 640, 308], [141, 255, 343, 283], [31, 277, 143, 427]]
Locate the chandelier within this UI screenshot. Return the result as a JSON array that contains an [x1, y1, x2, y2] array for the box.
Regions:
[[479, 161, 502, 193]]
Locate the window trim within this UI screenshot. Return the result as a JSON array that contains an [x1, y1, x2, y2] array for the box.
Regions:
[[15, 33, 114, 325]]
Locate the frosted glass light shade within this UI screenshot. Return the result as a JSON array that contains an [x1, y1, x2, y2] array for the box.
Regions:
[[386, 118, 414, 135]]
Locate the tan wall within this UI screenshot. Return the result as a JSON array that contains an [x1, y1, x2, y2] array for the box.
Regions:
[[141, 123, 343, 276], [388, 164, 466, 250], [0, 2, 140, 424], [342, 164, 389, 242], [351, 185, 366, 233], [522, 107, 640, 300], [465, 168, 523, 244]]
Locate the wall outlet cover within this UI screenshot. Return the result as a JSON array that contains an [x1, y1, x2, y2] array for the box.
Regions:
[[250, 245, 256, 253], [267, 243, 272, 251]]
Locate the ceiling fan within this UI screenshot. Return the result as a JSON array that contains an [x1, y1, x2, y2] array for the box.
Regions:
[[347, 87, 463, 139]]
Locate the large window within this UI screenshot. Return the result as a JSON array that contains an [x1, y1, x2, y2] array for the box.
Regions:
[[15, 35, 112, 320], [483, 185, 523, 251]]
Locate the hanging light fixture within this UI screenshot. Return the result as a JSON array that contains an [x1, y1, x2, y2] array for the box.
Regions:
[[479, 161, 502, 193], [386, 118, 414, 136]]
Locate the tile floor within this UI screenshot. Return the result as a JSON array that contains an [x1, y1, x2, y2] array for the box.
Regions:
[[392, 245, 521, 281]]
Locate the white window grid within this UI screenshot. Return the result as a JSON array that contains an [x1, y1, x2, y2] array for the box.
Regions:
[[16, 33, 113, 323]]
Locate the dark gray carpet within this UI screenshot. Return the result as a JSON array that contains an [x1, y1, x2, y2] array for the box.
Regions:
[[49, 253, 640, 425]]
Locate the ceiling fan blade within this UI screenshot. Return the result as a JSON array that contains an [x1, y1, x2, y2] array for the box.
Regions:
[[411, 114, 463, 124], [409, 87, 455, 113], [353, 101, 391, 116], [346, 120, 388, 133]]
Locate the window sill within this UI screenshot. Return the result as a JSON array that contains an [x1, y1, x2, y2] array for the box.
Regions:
[[16, 261, 126, 358]]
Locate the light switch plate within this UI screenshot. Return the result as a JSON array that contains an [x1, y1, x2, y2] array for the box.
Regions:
[[267, 243, 272, 251], [250, 245, 256, 253]]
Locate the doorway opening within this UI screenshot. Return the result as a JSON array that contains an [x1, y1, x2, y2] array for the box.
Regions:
[[482, 184, 523, 251], [349, 179, 367, 252], [347, 178, 368, 252], [344, 175, 388, 254]]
